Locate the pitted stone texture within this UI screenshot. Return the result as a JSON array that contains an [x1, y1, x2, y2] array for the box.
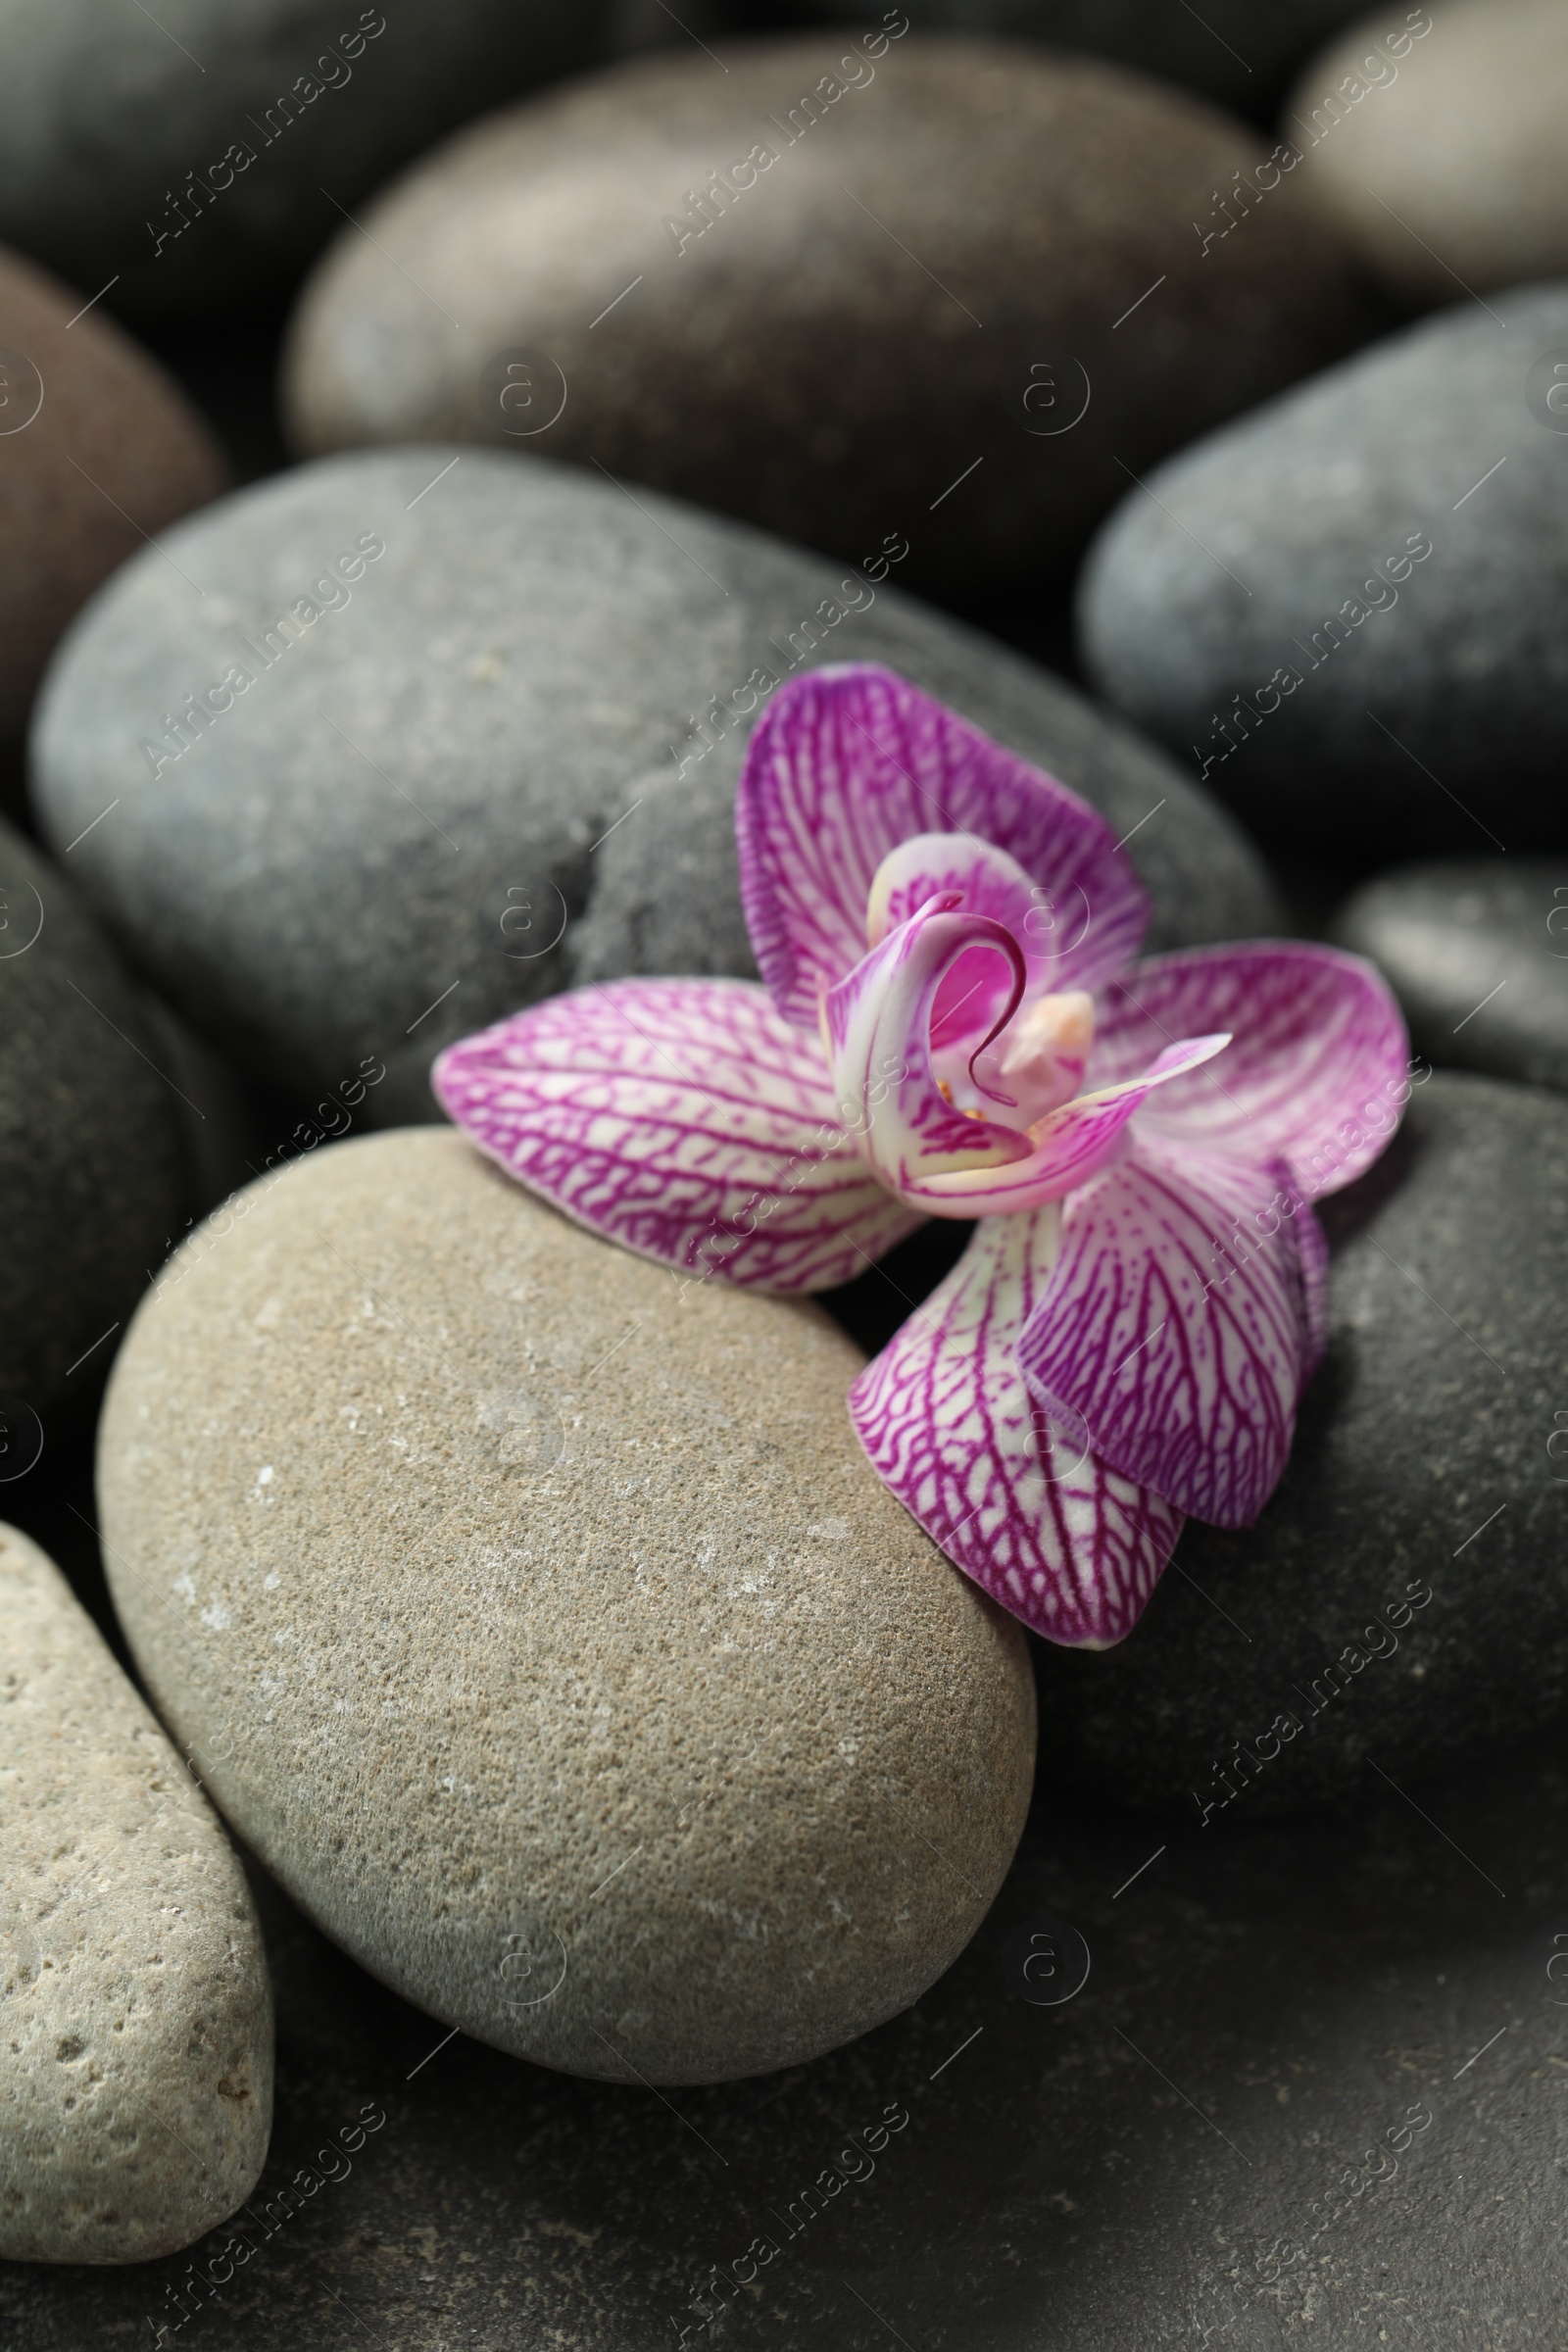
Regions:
[[0, 1524, 272, 2263], [30, 448, 1279, 1119], [97, 1128, 1037, 2085]]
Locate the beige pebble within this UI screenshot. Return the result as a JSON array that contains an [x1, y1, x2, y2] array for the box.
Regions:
[[99, 1128, 1036, 2084], [0, 1524, 271, 2263], [1287, 0, 1568, 299]]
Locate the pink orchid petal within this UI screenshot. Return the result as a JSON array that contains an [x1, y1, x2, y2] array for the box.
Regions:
[[913, 1031, 1232, 1218], [823, 895, 1036, 1200], [432, 979, 920, 1292], [1017, 1139, 1326, 1529], [738, 664, 1151, 1031], [1093, 943, 1409, 1198], [850, 1206, 1183, 1647]]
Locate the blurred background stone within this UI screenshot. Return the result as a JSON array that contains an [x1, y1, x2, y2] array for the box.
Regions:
[[0, 0, 609, 321], [1334, 858, 1568, 1091], [738, 0, 1377, 119], [281, 36, 1372, 593], [1077, 284, 1568, 862], [0, 244, 225, 793], [0, 816, 186, 1419], [1287, 0, 1568, 303]]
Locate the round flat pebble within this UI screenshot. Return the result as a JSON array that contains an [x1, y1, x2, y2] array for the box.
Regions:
[[0, 1523, 272, 2263], [97, 1127, 1038, 2085]]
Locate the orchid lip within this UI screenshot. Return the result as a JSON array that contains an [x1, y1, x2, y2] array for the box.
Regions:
[[827, 862, 1236, 1218]]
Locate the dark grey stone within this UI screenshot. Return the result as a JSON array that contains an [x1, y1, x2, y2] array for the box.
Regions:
[[0, 0, 606, 319], [29, 447, 1280, 1119], [1077, 285, 1568, 861], [0, 1677, 1560, 2342], [135, 989, 267, 1215], [1334, 858, 1568, 1093], [281, 37, 1370, 591], [0, 817, 186, 1415], [1031, 1072, 1568, 1818]]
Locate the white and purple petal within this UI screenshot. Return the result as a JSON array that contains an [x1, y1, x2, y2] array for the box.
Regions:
[[1016, 1139, 1325, 1530], [738, 664, 1151, 1030], [432, 979, 920, 1292], [912, 1031, 1232, 1217], [1092, 942, 1409, 1197], [850, 1207, 1184, 1648]]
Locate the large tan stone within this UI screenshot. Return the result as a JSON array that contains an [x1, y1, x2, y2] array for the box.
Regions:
[[98, 1128, 1036, 2084]]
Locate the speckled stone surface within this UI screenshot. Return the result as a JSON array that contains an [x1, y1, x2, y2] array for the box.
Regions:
[[280, 37, 1368, 586], [0, 245, 225, 736], [30, 447, 1279, 1120], [1078, 285, 1568, 859], [1288, 0, 1568, 300], [97, 1127, 1037, 2085], [0, 816, 187, 1416], [0, 1523, 271, 2264], [0, 0, 606, 319], [1031, 1072, 1568, 1816], [1333, 858, 1568, 1091]]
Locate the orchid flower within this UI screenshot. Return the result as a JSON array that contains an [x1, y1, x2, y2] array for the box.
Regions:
[[434, 666, 1407, 1647]]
